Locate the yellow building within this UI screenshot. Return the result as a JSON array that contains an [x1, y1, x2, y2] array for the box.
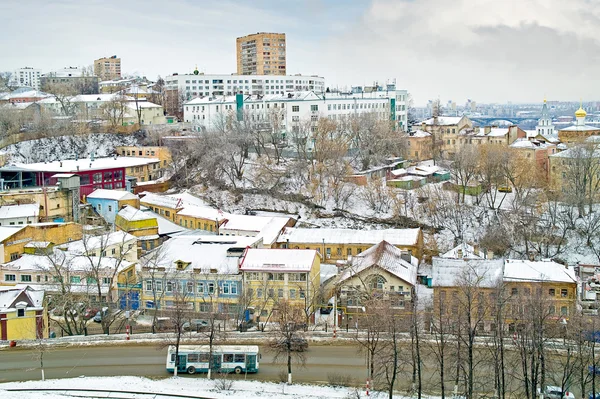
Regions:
[[94, 55, 121, 81], [558, 106, 600, 144], [240, 248, 320, 320], [406, 130, 432, 161], [124, 157, 163, 183], [431, 257, 577, 332], [277, 227, 424, 263], [124, 102, 166, 126], [332, 241, 418, 316], [115, 205, 160, 253], [0, 286, 48, 340], [236, 32, 286, 75], [548, 140, 600, 196], [0, 222, 83, 263], [0, 186, 73, 222], [115, 146, 172, 169], [420, 115, 474, 158]]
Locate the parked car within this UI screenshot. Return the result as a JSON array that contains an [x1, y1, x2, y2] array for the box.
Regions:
[[270, 337, 308, 352], [589, 393, 600, 399], [83, 308, 99, 320], [498, 186, 513, 193], [93, 307, 109, 323], [589, 365, 600, 375], [182, 319, 209, 331], [320, 303, 333, 314], [545, 386, 575, 399]]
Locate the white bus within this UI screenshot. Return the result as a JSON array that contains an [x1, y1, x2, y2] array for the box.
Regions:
[[166, 345, 260, 375]]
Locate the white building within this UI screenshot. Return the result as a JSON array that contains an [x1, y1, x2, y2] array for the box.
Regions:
[[536, 99, 555, 137], [0, 204, 40, 226], [165, 71, 325, 99], [10, 67, 42, 90], [183, 88, 409, 137]]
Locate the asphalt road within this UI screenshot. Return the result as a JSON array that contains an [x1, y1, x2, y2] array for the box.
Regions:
[[0, 344, 372, 386]]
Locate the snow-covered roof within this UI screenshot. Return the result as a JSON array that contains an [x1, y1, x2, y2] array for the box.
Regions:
[[87, 189, 138, 201], [144, 236, 260, 274], [125, 101, 162, 110], [165, 191, 210, 208], [117, 205, 156, 222], [390, 168, 407, 177], [220, 215, 292, 244], [139, 192, 181, 209], [486, 128, 509, 137], [509, 138, 553, 150], [3, 251, 132, 273], [338, 241, 418, 286], [24, 241, 52, 249], [503, 259, 576, 283], [0, 226, 24, 242], [0, 286, 44, 310], [441, 243, 484, 259], [240, 248, 318, 272], [0, 203, 39, 219], [145, 211, 186, 236], [59, 231, 137, 254], [12, 156, 160, 173], [421, 116, 466, 126], [408, 129, 431, 138], [407, 164, 446, 176], [178, 205, 226, 221], [550, 144, 600, 159], [6, 89, 50, 99], [559, 124, 600, 132], [431, 258, 504, 287], [278, 227, 421, 246]]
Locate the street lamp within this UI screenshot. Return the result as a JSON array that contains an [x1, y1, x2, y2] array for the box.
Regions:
[[561, 317, 568, 345]]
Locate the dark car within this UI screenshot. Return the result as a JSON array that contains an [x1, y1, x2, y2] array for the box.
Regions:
[[270, 337, 308, 352], [182, 319, 209, 331]]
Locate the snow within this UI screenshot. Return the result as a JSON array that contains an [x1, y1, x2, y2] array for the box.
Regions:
[[13, 156, 160, 173], [146, 235, 261, 274], [503, 259, 577, 283], [141, 210, 186, 236], [431, 258, 504, 287], [0, 226, 24, 242], [421, 116, 465, 126], [278, 227, 421, 246], [5, 133, 139, 164], [0, 376, 409, 399], [3, 251, 132, 273], [240, 248, 318, 272], [441, 243, 485, 259], [0, 203, 39, 219], [117, 205, 156, 221], [87, 189, 138, 201], [59, 231, 137, 254], [320, 263, 338, 284]]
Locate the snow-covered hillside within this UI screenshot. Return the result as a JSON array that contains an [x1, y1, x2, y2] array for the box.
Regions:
[[4, 133, 140, 163]]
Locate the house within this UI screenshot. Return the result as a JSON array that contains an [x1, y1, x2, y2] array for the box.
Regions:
[[240, 248, 320, 321], [509, 138, 557, 179], [386, 175, 426, 190], [124, 102, 166, 126], [558, 106, 600, 144], [440, 243, 489, 260], [332, 241, 418, 317], [0, 286, 47, 340], [137, 235, 262, 315], [86, 189, 140, 224], [115, 146, 172, 170], [219, 214, 296, 247], [0, 223, 82, 263], [115, 205, 160, 253], [277, 227, 424, 262], [406, 130, 432, 161], [0, 204, 39, 226], [431, 257, 577, 332], [59, 230, 138, 263], [419, 115, 474, 158]]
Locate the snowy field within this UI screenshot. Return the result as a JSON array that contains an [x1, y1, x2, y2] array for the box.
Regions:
[[0, 376, 435, 398]]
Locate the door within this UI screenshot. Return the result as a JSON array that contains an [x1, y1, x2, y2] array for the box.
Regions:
[[246, 354, 257, 372], [210, 354, 222, 373], [178, 355, 187, 372]]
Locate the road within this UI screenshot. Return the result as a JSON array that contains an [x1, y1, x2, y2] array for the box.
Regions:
[[0, 344, 373, 386]]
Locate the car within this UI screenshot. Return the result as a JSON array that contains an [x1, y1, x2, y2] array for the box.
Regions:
[[182, 319, 209, 331], [83, 308, 99, 320], [589, 393, 600, 399], [93, 311, 102, 323], [545, 386, 575, 399], [589, 365, 600, 375], [498, 186, 513, 193], [270, 336, 308, 352]]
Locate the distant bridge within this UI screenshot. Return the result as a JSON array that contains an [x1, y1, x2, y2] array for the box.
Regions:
[[469, 116, 539, 125]]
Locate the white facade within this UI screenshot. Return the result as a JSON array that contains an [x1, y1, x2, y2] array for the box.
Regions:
[[536, 100, 555, 136], [11, 67, 42, 90], [183, 89, 409, 136], [165, 73, 325, 99]]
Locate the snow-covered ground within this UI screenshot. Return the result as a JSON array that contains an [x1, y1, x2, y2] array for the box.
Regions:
[[4, 133, 139, 163], [0, 376, 434, 398]]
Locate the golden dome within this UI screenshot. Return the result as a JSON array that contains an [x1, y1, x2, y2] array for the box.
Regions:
[[575, 106, 587, 118]]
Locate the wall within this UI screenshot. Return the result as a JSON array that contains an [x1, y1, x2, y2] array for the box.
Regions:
[[87, 198, 119, 224], [1, 223, 83, 263], [1, 308, 46, 340]]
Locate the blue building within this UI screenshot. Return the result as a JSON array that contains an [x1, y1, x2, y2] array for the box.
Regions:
[[86, 189, 139, 224]]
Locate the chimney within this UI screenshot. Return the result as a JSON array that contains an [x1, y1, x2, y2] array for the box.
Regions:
[[76, 165, 80, 171], [457, 248, 463, 258], [113, 154, 117, 160], [473, 244, 480, 256], [400, 251, 411, 263], [59, 161, 63, 167], [90, 151, 95, 162]]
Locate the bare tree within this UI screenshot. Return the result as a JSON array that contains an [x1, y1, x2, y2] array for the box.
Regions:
[[100, 94, 128, 131], [268, 300, 308, 384], [446, 144, 479, 204], [163, 284, 193, 377]]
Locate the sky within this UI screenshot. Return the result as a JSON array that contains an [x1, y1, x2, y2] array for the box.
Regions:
[[1, 0, 599, 105]]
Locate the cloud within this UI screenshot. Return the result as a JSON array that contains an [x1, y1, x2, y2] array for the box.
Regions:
[[317, 0, 600, 104]]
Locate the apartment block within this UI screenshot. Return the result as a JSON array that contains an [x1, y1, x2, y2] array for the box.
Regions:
[[94, 56, 122, 81], [236, 32, 286, 75]]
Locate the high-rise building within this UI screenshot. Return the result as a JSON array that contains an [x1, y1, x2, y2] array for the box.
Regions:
[[94, 55, 121, 81], [236, 32, 286, 75], [10, 67, 42, 90]]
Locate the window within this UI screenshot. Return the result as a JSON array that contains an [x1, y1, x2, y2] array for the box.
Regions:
[[278, 288, 284, 298], [549, 305, 556, 314], [234, 354, 245, 363], [71, 276, 81, 284], [208, 282, 215, 294], [108, 205, 112, 212], [268, 288, 275, 298], [187, 354, 199, 362], [561, 289, 568, 298], [5, 274, 16, 282], [311, 105, 318, 112], [274, 273, 285, 281], [21, 275, 32, 282], [187, 281, 194, 293], [166, 281, 173, 292], [511, 288, 518, 295], [257, 288, 263, 298], [561, 306, 568, 316], [155, 280, 162, 292], [222, 282, 230, 294], [292, 105, 299, 112], [93, 173, 102, 183], [97, 204, 102, 211], [197, 282, 204, 293], [223, 354, 234, 362], [17, 309, 25, 317], [549, 288, 555, 296], [299, 289, 305, 299], [145, 280, 152, 291], [290, 289, 297, 299], [347, 248, 352, 256]]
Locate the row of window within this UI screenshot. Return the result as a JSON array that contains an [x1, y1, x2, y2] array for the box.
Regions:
[[247, 287, 305, 300], [4, 273, 112, 284], [245, 272, 307, 282], [145, 280, 238, 295]]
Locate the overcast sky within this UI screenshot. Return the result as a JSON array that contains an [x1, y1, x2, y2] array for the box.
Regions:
[[1, 0, 598, 105]]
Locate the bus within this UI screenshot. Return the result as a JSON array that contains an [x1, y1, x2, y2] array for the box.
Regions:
[[166, 345, 260, 375]]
